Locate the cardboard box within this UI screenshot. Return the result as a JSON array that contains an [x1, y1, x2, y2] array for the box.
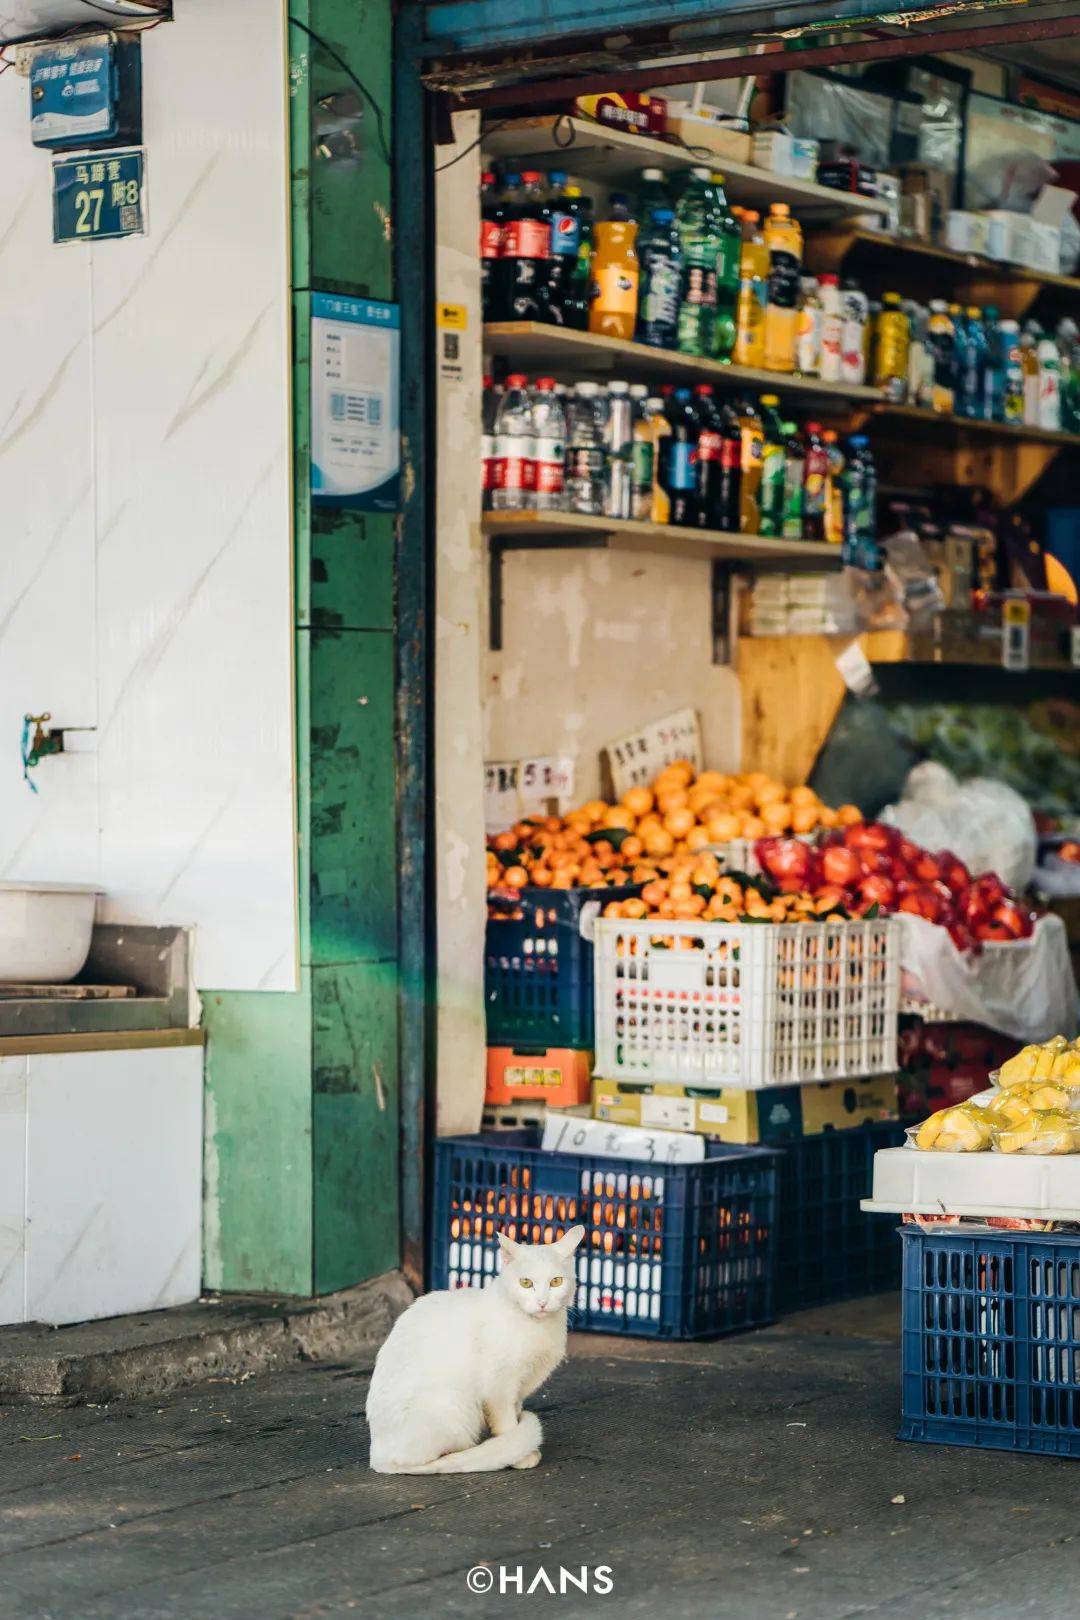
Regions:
[[591, 1077, 898, 1143], [750, 131, 818, 180], [665, 106, 751, 164]]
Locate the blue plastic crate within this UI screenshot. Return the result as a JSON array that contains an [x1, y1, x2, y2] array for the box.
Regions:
[[431, 1131, 779, 1340], [485, 887, 637, 1050], [777, 1120, 908, 1311], [900, 1227, 1080, 1458]]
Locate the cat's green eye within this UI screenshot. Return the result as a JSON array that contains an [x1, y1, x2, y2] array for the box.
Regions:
[[519, 1277, 533, 1289], [550, 1276, 563, 1287]]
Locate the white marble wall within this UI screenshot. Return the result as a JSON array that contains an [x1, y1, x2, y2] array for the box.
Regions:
[[0, 2, 297, 991]]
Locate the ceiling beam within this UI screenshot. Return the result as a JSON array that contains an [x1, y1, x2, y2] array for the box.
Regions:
[[449, 10, 1080, 109]]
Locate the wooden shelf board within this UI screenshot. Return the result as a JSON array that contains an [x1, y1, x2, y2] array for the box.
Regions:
[[807, 226, 1080, 298], [481, 116, 891, 219], [866, 401, 1080, 449], [482, 509, 843, 565], [484, 322, 883, 404]]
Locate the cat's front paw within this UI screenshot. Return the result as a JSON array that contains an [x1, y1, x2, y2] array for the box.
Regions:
[[511, 1449, 541, 1470]]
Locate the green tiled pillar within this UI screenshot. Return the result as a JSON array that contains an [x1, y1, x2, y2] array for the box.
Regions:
[[203, 0, 401, 1295]]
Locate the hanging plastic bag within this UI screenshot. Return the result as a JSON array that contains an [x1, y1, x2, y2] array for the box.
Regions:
[[882, 761, 1037, 891], [899, 912, 1078, 1043]]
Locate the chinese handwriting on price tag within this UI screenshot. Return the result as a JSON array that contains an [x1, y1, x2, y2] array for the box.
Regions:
[[601, 709, 701, 800], [484, 755, 576, 831]]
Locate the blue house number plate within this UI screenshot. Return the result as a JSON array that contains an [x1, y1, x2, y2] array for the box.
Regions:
[[53, 148, 146, 244]]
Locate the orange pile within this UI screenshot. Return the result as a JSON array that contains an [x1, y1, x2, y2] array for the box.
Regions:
[[486, 759, 861, 897]]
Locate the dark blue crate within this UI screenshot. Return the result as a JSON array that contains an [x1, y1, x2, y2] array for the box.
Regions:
[[431, 1131, 779, 1340], [900, 1227, 1080, 1458], [485, 887, 637, 1050], [777, 1120, 908, 1311]]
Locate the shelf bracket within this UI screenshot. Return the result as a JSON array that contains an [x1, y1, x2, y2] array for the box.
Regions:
[[487, 533, 608, 652]]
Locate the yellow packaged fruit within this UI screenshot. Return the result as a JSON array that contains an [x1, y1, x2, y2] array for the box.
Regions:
[[983, 1091, 1035, 1128], [994, 1110, 1080, 1156], [915, 1103, 993, 1152], [997, 1045, 1042, 1087]]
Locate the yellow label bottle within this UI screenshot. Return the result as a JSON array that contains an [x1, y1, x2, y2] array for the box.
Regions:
[[733, 209, 768, 369], [589, 218, 640, 340], [763, 204, 803, 374], [737, 399, 764, 533]]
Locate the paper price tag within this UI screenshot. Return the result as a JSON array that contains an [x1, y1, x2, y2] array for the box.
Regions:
[[601, 708, 702, 799], [835, 639, 876, 696], [1002, 597, 1030, 672], [541, 1112, 705, 1164], [484, 755, 576, 831]]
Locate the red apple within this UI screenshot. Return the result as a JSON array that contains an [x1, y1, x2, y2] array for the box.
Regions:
[[821, 844, 861, 887]]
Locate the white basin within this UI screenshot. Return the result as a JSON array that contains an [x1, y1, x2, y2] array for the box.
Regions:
[[0, 883, 101, 983]]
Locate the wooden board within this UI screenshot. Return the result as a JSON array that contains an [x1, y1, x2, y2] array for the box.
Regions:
[[738, 631, 907, 782]]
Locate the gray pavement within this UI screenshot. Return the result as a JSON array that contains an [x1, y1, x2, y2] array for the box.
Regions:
[[2, 1293, 1078, 1620]]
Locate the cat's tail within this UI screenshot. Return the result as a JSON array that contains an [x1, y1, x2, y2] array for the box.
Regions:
[[376, 1412, 542, 1474]]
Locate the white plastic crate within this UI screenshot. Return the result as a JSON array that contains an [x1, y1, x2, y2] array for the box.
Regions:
[[864, 1145, 1080, 1223], [592, 915, 899, 1090]]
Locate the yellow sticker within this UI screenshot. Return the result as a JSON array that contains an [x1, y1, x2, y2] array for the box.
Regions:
[[437, 302, 467, 331], [1003, 598, 1030, 626]]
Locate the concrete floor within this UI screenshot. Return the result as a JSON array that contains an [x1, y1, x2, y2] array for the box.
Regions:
[[2, 1293, 1079, 1620]]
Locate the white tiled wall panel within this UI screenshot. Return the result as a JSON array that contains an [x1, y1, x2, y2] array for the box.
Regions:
[[0, 1058, 29, 1324], [0, 0, 297, 991]]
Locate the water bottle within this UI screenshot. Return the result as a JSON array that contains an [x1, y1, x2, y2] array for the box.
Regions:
[[566, 382, 607, 516], [605, 380, 634, 520], [490, 373, 536, 511], [636, 207, 682, 349], [531, 376, 567, 511], [481, 374, 498, 509], [1037, 336, 1062, 431], [982, 306, 1003, 422]]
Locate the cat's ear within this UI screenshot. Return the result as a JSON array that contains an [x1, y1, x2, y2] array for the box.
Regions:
[[497, 1231, 519, 1260], [555, 1224, 586, 1255]]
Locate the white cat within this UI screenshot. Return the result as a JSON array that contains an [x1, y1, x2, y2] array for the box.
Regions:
[[366, 1225, 585, 1474]]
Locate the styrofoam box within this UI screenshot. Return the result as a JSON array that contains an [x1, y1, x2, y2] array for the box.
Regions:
[[863, 1145, 1080, 1221], [593, 915, 899, 1090]]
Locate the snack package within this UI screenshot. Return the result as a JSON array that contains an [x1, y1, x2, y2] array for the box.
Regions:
[[998, 1035, 1080, 1088], [994, 1110, 1080, 1155]]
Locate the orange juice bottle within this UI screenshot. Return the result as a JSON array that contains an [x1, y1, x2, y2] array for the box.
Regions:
[[733, 209, 769, 369], [588, 193, 640, 341], [763, 203, 803, 373]]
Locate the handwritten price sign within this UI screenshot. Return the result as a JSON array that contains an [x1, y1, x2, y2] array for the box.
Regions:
[[601, 708, 702, 799], [484, 755, 576, 832]]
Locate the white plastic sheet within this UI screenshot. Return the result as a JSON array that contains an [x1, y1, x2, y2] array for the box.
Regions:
[[882, 761, 1037, 891], [899, 912, 1078, 1043]]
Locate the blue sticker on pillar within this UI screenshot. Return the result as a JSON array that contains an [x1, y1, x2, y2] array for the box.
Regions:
[[311, 294, 400, 512]]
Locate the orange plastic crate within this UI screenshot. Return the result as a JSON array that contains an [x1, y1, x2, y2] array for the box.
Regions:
[[485, 1046, 593, 1108]]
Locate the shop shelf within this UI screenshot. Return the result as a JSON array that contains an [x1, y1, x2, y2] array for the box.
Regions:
[[806, 225, 1080, 308], [431, 1130, 779, 1339], [593, 915, 900, 1089], [482, 508, 843, 566], [484, 320, 884, 404], [486, 885, 639, 1050], [776, 1119, 907, 1312], [900, 1226, 1080, 1457], [481, 116, 891, 220], [865, 400, 1080, 450]]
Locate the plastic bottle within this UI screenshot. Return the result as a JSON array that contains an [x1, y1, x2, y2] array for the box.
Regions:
[[873, 292, 909, 403], [780, 420, 804, 541], [661, 387, 699, 527], [565, 381, 607, 515], [906, 301, 927, 407], [823, 430, 845, 546], [530, 377, 566, 511], [840, 279, 869, 386], [717, 402, 743, 534], [763, 203, 803, 373], [543, 175, 585, 326], [1037, 335, 1062, 431], [711, 173, 742, 363], [982, 305, 1003, 422], [692, 384, 724, 530], [630, 386, 654, 520], [500, 171, 550, 322], [1000, 319, 1024, 422], [647, 394, 672, 524], [605, 380, 634, 519], [490, 373, 536, 510], [842, 435, 879, 569], [636, 206, 682, 349], [563, 194, 594, 331], [480, 171, 502, 320], [801, 421, 828, 541], [758, 394, 787, 538], [818, 274, 843, 383], [926, 301, 956, 414], [638, 166, 673, 225], [733, 210, 768, 369], [1021, 325, 1042, 425], [864, 300, 879, 387], [588, 195, 639, 340], [795, 277, 823, 377], [1058, 319, 1080, 433], [961, 306, 989, 420], [481, 374, 497, 509], [736, 397, 764, 533], [675, 168, 719, 358]]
